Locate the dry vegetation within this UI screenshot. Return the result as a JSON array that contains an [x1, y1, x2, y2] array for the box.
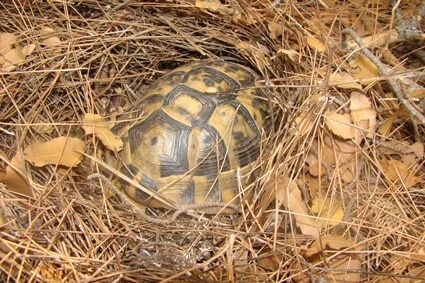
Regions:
[[1, 0, 425, 282]]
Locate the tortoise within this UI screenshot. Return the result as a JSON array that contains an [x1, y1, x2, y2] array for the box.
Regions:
[[112, 61, 268, 212]]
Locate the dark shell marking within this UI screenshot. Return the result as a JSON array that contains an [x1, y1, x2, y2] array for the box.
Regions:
[[114, 61, 268, 210]]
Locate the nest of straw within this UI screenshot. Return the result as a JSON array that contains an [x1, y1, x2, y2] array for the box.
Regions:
[[1, 1, 424, 282]]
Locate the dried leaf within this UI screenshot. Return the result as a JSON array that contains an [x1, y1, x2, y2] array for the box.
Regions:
[[324, 111, 355, 139], [329, 72, 362, 90], [402, 265, 425, 283], [24, 137, 85, 167], [195, 0, 233, 15], [350, 92, 377, 140], [345, 29, 399, 50], [82, 113, 123, 151], [257, 249, 281, 271], [2, 48, 25, 66], [305, 235, 356, 258], [0, 153, 33, 197], [409, 142, 424, 158], [0, 33, 34, 71], [21, 43, 35, 57], [407, 88, 425, 99], [273, 49, 299, 62], [235, 41, 266, 70], [401, 154, 416, 166], [277, 175, 320, 239], [294, 112, 315, 136], [40, 27, 61, 55], [311, 197, 344, 227], [306, 35, 325, 52], [0, 33, 17, 54], [349, 54, 379, 85], [379, 159, 422, 188], [268, 22, 283, 40], [306, 135, 357, 181], [377, 113, 397, 136], [349, 92, 371, 111], [326, 254, 362, 282], [305, 175, 321, 197]]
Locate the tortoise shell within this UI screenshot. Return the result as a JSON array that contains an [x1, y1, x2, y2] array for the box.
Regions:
[[113, 61, 268, 210]]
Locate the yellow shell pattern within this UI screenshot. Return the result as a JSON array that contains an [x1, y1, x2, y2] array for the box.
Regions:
[[113, 61, 268, 209]]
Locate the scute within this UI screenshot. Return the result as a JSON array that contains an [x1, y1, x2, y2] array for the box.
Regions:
[[117, 61, 268, 212]]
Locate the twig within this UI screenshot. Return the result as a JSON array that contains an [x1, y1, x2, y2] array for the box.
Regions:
[[341, 28, 425, 125]]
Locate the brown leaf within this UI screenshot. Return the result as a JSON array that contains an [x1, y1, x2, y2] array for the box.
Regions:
[[377, 113, 397, 137], [2, 47, 25, 66], [24, 137, 85, 167], [21, 43, 35, 57], [273, 49, 299, 63], [349, 93, 376, 140], [326, 254, 362, 282], [0, 153, 33, 197], [268, 22, 284, 40], [349, 54, 379, 85], [402, 265, 425, 283], [294, 112, 315, 136], [195, 0, 233, 15], [277, 175, 320, 239], [306, 136, 357, 181], [235, 41, 266, 70], [0, 33, 35, 71], [401, 154, 417, 166], [324, 111, 355, 139], [407, 88, 425, 99], [349, 92, 371, 111], [311, 197, 344, 227], [0, 33, 17, 54], [40, 27, 62, 55], [306, 35, 325, 52], [329, 72, 362, 90], [409, 142, 424, 158], [379, 159, 422, 188], [82, 113, 123, 151], [257, 250, 281, 271], [305, 235, 356, 258]]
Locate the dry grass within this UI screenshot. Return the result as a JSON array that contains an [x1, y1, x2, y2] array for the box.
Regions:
[[1, 0, 424, 282]]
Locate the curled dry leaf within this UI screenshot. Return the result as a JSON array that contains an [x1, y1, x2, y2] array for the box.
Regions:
[[0, 153, 33, 197], [24, 137, 85, 168], [324, 111, 355, 139], [21, 43, 35, 57], [0, 33, 35, 71], [306, 135, 357, 182], [268, 21, 284, 40], [328, 72, 362, 90], [304, 235, 362, 282], [349, 54, 379, 85], [378, 113, 397, 136], [0, 33, 16, 54], [235, 41, 266, 70], [273, 49, 299, 62], [195, 0, 233, 16], [379, 158, 422, 188], [40, 27, 61, 55], [349, 92, 371, 110], [311, 197, 344, 227], [82, 113, 123, 152], [294, 112, 315, 137], [350, 93, 376, 139], [276, 175, 320, 239], [304, 235, 356, 258], [409, 142, 424, 158], [306, 35, 325, 52]]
